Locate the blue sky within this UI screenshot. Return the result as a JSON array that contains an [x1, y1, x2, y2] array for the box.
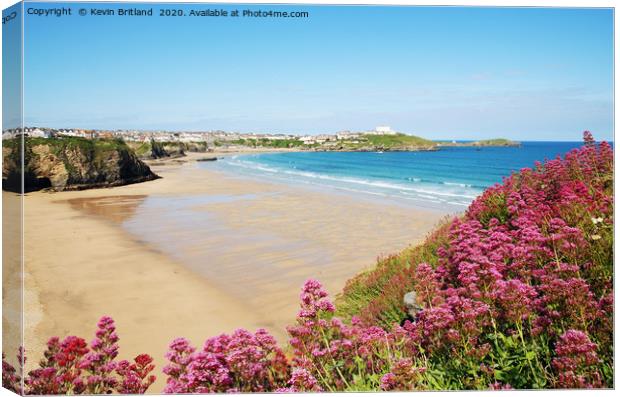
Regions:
[[13, 2, 615, 140]]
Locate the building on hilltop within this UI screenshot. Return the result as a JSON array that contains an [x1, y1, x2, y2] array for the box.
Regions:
[[370, 126, 396, 135], [27, 128, 51, 138]]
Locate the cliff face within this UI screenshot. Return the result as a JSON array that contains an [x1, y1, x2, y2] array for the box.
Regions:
[[126, 140, 209, 160], [2, 137, 160, 192]]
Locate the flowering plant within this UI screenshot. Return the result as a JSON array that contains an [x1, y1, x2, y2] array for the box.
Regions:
[[2, 316, 155, 395], [163, 329, 289, 393]]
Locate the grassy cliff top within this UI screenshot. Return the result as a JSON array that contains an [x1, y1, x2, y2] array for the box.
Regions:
[[4, 136, 131, 152], [4, 137, 134, 163], [361, 133, 436, 148]]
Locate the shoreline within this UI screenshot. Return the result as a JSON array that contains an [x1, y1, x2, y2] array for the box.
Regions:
[[19, 153, 448, 392], [202, 151, 474, 213]]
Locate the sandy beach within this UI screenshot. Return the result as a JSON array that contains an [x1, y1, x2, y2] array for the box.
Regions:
[[14, 152, 447, 391]]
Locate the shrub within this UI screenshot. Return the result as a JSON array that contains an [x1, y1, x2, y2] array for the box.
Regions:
[[336, 219, 452, 328], [285, 280, 409, 391]]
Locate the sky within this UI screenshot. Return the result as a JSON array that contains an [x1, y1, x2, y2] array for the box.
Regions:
[[6, 2, 615, 140]]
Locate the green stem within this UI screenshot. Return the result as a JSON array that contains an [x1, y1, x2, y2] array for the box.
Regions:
[[300, 337, 334, 391], [318, 325, 352, 390], [516, 321, 540, 386]]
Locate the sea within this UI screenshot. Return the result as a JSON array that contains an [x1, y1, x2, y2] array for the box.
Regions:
[[206, 141, 594, 212]]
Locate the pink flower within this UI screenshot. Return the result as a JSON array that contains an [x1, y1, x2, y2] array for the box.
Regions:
[[492, 279, 537, 323], [553, 330, 602, 388]]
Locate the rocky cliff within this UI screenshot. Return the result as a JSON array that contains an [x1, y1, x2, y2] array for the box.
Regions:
[[126, 140, 209, 160], [2, 137, 160, 193]]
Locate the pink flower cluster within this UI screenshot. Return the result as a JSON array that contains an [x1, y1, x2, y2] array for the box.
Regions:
[[161, 279, 427, 393], [276, 368, 321, 392], [285, 279, 422, 391], [163, 329, 289, 393], [2, 316, 155, 395], [380, 358, 426, 391], [552, 330, 602, 388]]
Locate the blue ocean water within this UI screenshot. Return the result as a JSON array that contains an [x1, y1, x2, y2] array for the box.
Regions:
[[207, 142, 592, 211]]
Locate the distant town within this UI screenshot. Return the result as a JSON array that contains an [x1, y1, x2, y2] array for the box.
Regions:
[[2, 126, 399, 145]]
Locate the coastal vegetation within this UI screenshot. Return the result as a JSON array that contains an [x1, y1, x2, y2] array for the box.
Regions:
[[2, 137, 158, 192], [340, 133, 435, 151], [229, 138, 307, 149], [217, 133, 517, 152], [220, 133, 437, 152], [2, 132, 612, 393]]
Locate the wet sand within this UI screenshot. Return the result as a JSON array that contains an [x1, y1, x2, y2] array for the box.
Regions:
[[18, 152, 447, 391]]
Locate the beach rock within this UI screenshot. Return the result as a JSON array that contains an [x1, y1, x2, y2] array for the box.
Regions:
[[2, 137, 160, 193], [403, 291, 423, 319], [150, 139, 170, 159], [126, 140, 208, 160]]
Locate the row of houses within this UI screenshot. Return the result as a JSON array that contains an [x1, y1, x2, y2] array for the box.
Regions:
[[2, 127, 105, 140], [3, 127, 55, 139], [296, 127, 395, 144]]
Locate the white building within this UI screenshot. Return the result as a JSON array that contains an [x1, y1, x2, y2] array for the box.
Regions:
[[336, 132, 362, 140], [300, 136, 316, 144], [57, 129, 79, 137], [28, 128, 51, 138], [374, 126, 396, 135]]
